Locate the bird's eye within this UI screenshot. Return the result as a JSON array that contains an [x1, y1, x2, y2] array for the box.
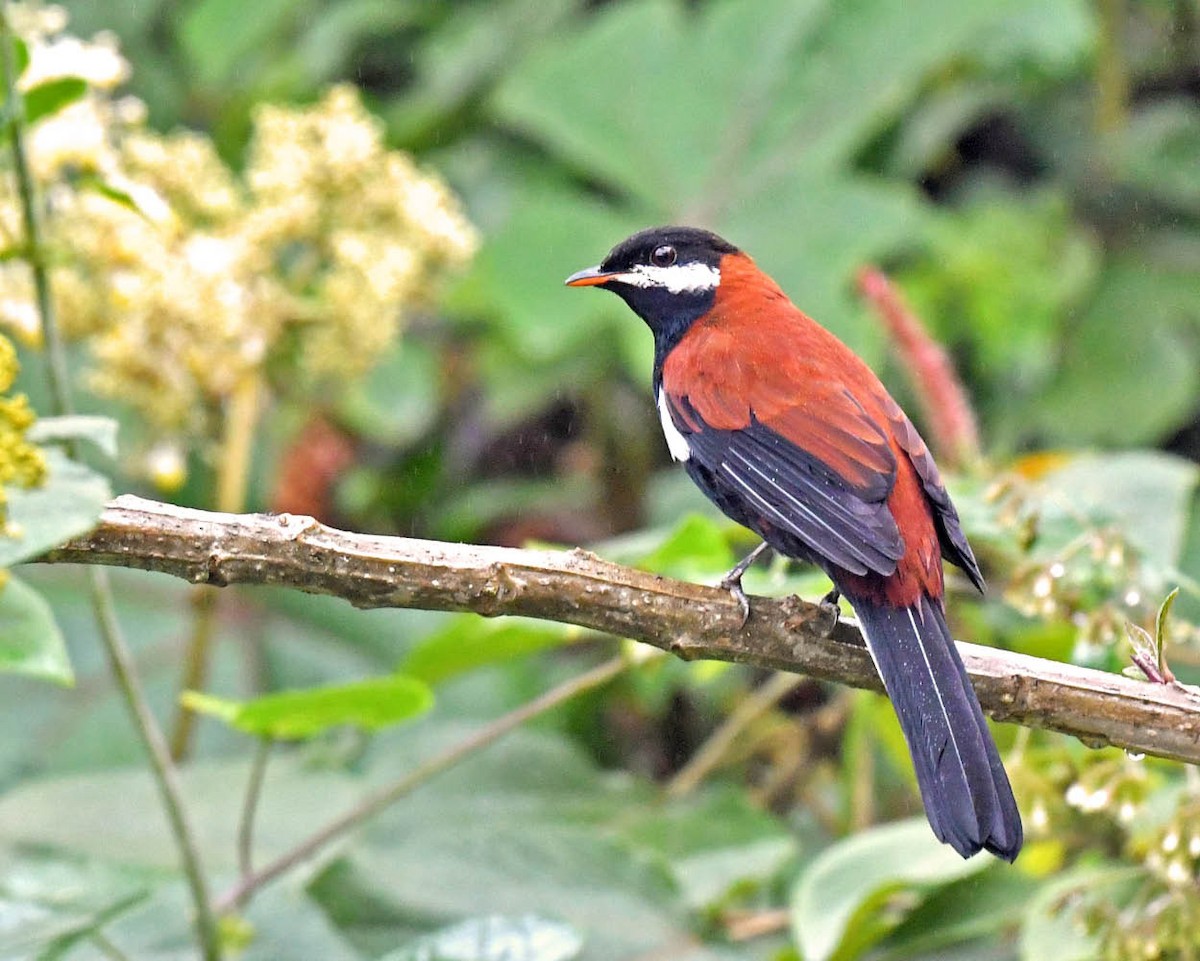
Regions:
[[650, 245, 677, 268]]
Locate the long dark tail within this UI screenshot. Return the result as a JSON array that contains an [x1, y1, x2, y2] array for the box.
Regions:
[[850, 591, 1022, 861]]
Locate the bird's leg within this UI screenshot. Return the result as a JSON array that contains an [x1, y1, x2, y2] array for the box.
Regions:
[[718, 541, 772, 626], [817, 587, 842, 636]]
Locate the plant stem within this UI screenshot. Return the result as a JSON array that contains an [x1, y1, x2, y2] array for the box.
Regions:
[[171, 373, 261, 759], [0, 11, 221, 959], [1096, 0, 1129, 136], [90, 931, 134, 961], [665, 670, 803, 798], [215, 653, 629, 913], [238, 737, 273, 882], [0, 23, 67, 413], [87, 569, 222, 958]]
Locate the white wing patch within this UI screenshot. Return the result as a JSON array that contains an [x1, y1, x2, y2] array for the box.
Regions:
[[613, 262, 719, 294], [657, 390, 691, 462]]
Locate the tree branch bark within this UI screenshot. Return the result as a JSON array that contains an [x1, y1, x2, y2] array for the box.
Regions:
[[42, 495, 1200, 765]]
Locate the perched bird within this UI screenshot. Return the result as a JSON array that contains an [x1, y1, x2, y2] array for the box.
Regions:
[[566, 226, 1022, 861]]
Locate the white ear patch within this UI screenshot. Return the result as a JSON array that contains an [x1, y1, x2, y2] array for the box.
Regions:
[[615, 262, 719, 294], [657, 390, 691, 462]]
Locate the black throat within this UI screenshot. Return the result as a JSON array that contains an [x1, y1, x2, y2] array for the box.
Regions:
[[613, 286, 715, 389]]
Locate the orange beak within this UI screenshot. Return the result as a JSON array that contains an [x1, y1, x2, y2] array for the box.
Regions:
[[564, 265, 616, 287]]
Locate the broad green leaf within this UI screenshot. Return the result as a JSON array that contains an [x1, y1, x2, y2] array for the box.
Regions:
[[1019, 865, 1142, 961], [790, 818, 990, 961], [1038, 451, 1199, 569], [28, 414, 120, 459], [970, 0, 1094, 73], [895, 190, 1100, 449], [181, 675, 433, 740], [1035, 257, 1200, 445], [449, 174, 633, 367], [384, 0, 580, 147], [638, 514, 735, 580], [0, 852, 150, 959], [620, 786, 797, 909], [1116, 100, 1200, 213], [382, 915, 584, 961], [877, 864, 1040, 959], [180, 0, 299, 87], [402, 616, 578, 686], [341, 341, 440, 446], [56, 880, 365, 961], [0, 448, 110, 567], [22, 76, 88, 125], [485, 0, 1044, 374], [0, 575, 72, 685], [0, 731, 771, 959]]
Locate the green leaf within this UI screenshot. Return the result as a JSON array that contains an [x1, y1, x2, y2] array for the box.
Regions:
[[1037, 452, 1199, 570], [385, 0, 580, 147], [27, 414, 120, 459], [877, 864, 1041, 959], [790, 818, 991, 961], [486, 0, 1041, 372], [1116, 100, 1200, 213], [22, 77, 88, 125], [450, 174, 633, 367], [80, 173, 148, 215], [1019, 865, 1142, 961], [1035, 257, 1200, 445], [381, 915, 584, 961], [620, 786, 797, 909], [0, 852, 150, 959], [0, 448, 110, 567], [180, 0, 301, 87], [401, 616, 579, 686], [0, 730, 766, 959], [341, 341, 440, 446], [0, 575, 72, 685], [895, 190, 1100, 447], [637, 514, 735, 580], [181, 675, 434, 740]]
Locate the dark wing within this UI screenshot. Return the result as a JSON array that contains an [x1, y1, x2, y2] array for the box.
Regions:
[[886, 399, 985, 593], [666, 389, 904, 576]]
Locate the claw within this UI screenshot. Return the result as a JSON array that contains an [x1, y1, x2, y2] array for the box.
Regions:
[[717, 542, 771, 627], [721, 575, 752, 626], [817, 588, 842, 636]]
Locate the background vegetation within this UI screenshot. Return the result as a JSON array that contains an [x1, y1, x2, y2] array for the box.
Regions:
[[1, 0, 1200, 958]]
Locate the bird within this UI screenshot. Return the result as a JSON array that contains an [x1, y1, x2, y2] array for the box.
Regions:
[[565, 226, 1022, 862]]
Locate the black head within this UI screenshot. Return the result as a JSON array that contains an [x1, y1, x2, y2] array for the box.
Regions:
[[565, 226, 739, 364]]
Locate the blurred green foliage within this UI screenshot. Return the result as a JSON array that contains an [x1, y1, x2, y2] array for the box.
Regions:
[[1, 0, 1199, 958]]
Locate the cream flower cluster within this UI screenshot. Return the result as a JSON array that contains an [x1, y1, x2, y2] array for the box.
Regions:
[[0, 5, 477, 443]]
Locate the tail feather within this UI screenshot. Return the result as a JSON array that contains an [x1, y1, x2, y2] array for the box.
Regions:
[[851, 592, 1022, 861]]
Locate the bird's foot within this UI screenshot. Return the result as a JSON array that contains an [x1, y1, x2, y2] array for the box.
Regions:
[[817, 588, 842, 637], [721, 576, 752, 627], [717, 542, 772, 627]]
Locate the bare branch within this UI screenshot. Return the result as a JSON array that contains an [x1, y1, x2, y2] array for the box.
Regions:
[[42, 495, 1200, 765]]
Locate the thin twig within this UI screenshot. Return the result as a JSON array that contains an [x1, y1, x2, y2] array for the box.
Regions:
[[85, 569, 222, 958], [89, 931, 133, 961], [0, 16, 66, 412], [665, 671, 804, 798], [238, 737, 273, 883], [173, 373, 262, 759], [214, 654, 629, 913], [43, 495, 1200, 767], [171, 587, 220, 759], [1096, 0, 1130, 135], [0, 13, 221, 958]]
